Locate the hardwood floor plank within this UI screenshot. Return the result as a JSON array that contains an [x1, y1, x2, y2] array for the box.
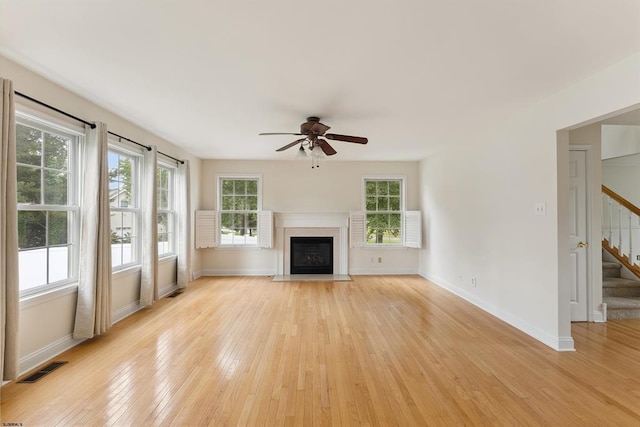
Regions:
[[3, 275, 640, 425]]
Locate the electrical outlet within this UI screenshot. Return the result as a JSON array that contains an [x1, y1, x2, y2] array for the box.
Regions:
[[370, 257, 375, 263], [471, 277, 477, 287]]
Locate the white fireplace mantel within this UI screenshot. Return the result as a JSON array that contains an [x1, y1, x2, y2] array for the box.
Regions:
[[274, 212, 349, 275]]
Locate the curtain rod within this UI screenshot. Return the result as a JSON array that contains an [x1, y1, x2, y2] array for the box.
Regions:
[[16, 91, 96, 129], [15, 91, 185, 164]]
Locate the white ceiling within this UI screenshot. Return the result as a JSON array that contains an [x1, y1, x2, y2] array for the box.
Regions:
[[1, 0, 639, 161]]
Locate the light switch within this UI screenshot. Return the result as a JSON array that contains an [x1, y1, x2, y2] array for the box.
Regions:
[[534, 203, 546, 216]]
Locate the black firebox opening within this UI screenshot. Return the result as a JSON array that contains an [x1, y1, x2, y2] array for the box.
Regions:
[[290, 237, 333, 274]]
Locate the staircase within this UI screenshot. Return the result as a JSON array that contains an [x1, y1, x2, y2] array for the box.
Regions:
[[602, 260, 640, 320], [602, 185, 640, 320]]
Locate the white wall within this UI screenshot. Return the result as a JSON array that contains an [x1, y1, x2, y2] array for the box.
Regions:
[[198, 159, 420, 275], [419, 52, 640, 351], [2, 55, 202, 374], [602, 154, 640, 206]]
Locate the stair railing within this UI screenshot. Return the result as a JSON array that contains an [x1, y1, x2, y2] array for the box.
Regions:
[[602, 185, 640, 278]]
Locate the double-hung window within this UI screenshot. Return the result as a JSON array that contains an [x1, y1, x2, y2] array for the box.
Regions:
[[364, 177, 404, 245], [157, 163, 176, 257], [108, 145, 141, 269], [218, 176, 260, 246], [16, 114, 81, 295]]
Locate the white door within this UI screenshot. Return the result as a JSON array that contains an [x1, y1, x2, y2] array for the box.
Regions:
[[569, 149, 589, 321]]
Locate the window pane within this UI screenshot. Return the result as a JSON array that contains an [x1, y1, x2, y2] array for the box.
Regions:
[[233, 213, 245, 229], [377, 181, 388, 195], [247, 212, 258, 228], [222, 179, 234, 195], [44, 133, 69, 170], [246, 180, 258, 195], [365, 181, 376, 196], [18, 210, 46, 249], [16, 124, 43, 166], [44, 170, 68, 204], [389, 180, 400, 196], [376, 196, 388, 211], [48, 211, 68, 245], [219, 195, 231, 210], [389, 196, 400, 211], [48, 246, 69, 283], [234, 180, 247, 194], [247, 195, 258, 210], [366, 196, 376, 211], [158, 189, 169, 209], [234, 196, 247, 210], [221, 212, 232, 228], [19, 249, 47, 291], [158, 212, 168, 231], [17, 165, 41, 204]]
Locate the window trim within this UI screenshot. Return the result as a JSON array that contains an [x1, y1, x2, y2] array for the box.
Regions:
[[16, 110, 83, 298], [362, 175, 407, 247], [216, 174, 263, 247], [108, 140, 143, 271]]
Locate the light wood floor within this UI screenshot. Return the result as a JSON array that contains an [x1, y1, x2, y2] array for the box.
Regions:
[[2, 275, 640, 426]]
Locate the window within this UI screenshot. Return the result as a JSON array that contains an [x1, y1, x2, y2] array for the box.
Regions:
[[157, 164, 176, 256], [16, 115, 80, 295], [364, 178, 403, 245], [108, 146, 140, 269], [218, 176, 260, 246]]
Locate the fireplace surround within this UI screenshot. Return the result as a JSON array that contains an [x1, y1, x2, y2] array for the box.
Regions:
[[274, 212, 349, 275]]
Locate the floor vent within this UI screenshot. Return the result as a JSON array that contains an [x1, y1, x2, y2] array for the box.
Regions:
[[167, 290, 183, 298], [18, 361, 68, 383]]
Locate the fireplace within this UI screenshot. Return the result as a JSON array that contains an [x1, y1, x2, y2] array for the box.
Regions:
[[290, 237, 333, 274]]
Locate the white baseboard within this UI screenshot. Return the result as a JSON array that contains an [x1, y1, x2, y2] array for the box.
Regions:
[[159, 282, 179, 298], [200, 269, 276, 276], [421, 272, 575, 352], [112, 300, 142, 324], [19, 334, 86, 376], [349, 268, 418, 275], [592, 309, 606, 323]]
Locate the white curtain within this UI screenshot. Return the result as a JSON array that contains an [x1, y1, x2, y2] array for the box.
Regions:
[[1, 78, 19, 380], [73, 122, 112, 339], [177, 160, 192, 289], [140, 145, 158, 306]]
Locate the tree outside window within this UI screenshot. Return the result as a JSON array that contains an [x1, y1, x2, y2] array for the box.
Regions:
[[365, 179, 402, 245], [219, 178, 259, 245], [16, 120, 78, 293], [108, 149, 139, 268]]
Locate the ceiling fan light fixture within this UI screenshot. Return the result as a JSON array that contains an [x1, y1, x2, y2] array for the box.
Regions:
[[311, 144, 325, 159], [295, 145, 308, 159]]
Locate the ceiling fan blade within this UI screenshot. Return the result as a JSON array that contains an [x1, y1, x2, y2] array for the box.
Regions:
[[276, 138, 306, 152], [318, 139, 337, 156], [260, 132, 304, 136], [324, 133, 368, 144]]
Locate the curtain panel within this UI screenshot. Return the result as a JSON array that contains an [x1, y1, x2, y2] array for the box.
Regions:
[[73, 122, 112, 339], [140, 145, 158, 306], [177, 160, 192, 289], [0, 78, 19, 380]]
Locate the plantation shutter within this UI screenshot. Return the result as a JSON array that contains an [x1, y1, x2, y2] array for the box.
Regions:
[[350, 211, 365, 248], [195, 210, 218, 248], [258, 210, 273, 248], [404, 211, 422, 248]]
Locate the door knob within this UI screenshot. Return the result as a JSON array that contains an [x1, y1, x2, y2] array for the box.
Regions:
[[578, 241, 588, 248]]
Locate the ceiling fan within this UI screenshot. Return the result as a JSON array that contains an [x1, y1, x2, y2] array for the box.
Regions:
[[259, 116, 368, 167]]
